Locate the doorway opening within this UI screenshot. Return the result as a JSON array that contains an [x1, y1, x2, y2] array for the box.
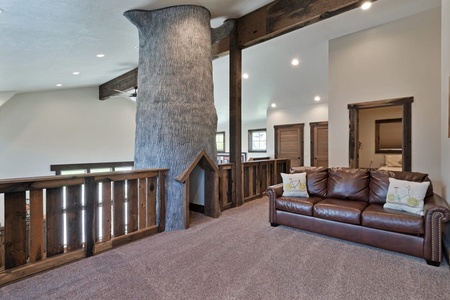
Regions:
[[348, 97, 413, 171]]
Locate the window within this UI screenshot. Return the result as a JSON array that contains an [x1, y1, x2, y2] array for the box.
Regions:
[[375, 118, 402, 153], [216, 132, 225, 152], [249, 129, 267, 152]]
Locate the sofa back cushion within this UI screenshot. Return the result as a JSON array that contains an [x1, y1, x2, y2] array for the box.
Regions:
[[327, 168, 370, 201], [290, 166, 328, 198], [369, 169, 433, 204]]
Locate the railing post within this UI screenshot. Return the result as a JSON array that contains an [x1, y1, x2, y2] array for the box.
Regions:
[[84, 177, 96, 257], [158, 170, 166, 232]]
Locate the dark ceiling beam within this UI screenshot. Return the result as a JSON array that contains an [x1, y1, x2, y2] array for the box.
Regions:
[[99, 0, 376, 100], [99, 68, 138, 100], [237, 0, 377, 48]]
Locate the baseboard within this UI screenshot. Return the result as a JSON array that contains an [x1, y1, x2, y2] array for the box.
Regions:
[[189, 203, 205, 214]]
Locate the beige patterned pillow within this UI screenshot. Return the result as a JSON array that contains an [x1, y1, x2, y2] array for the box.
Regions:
[[281, 172, 309, 197], [384, 178, 429, 216], [385, 155, 402, 167]]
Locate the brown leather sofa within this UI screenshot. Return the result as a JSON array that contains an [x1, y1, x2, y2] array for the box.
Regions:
[[266, 167, 450, 266]]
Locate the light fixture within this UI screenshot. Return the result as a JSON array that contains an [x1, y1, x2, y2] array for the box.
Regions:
[[242, 73, 249, 79], [96, 54, 105, 58], [271, 103, 277, 108], [361, 1, 372, 10], [72, 71, 80, 75], [56, 84, 62, 87], [0, 8, 4, 14], [291, 58, 300, 66], [314, 96, 321, 101]]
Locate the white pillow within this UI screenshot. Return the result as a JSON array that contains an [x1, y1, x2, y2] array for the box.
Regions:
[[383, 178, 430, 216], [385, 155, 402, 167], [281, 172, 309, 197]]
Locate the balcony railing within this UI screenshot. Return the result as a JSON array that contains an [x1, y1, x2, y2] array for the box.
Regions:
[[0, 168, 167, 286]]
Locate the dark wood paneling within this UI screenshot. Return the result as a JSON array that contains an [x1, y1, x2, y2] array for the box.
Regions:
[[113, 181, 126, 237], [127, 179, 138, 233], [66, 185, 83, 251], [4, 192, 27, 269], [46, 187, 64, 257], [29, 189, 44, 263]]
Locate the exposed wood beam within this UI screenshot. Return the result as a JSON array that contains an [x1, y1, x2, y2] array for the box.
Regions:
[[99, 68, 138, 100], [229, 23, 243, 206], [100, 0, 377, 99], [237, 0, 377, 48]]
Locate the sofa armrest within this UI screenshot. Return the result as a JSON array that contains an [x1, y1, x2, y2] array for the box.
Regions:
[[266, 183, 283, 224], [423, 193, 450, 263], [424, 194, 450, 223]]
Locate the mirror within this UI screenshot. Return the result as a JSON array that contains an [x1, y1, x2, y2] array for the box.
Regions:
[[375, 118, 402, 154]]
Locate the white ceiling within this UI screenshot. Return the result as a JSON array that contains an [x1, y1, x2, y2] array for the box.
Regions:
[[0, 0, 442, 123]]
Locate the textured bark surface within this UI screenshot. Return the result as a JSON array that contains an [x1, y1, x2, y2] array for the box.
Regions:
[[124, 6, 217, 231]]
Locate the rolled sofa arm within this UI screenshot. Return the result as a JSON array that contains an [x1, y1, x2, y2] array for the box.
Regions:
[[266, 183, 283, 225], [423, 194, 450, 264]]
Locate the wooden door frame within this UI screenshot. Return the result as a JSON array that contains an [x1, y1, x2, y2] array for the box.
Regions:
[[348, 97, 413, 171], [274, 123, 305, 166], [310, 121, 328, 166]]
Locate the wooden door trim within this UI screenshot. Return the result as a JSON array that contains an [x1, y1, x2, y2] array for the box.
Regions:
[[310, 121, 328, 166], [348, 97, 413, 171], [274, 123, 304, 166]]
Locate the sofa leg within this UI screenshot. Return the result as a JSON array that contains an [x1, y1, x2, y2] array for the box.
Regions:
[[270, 222, 279, 227], [426, 260, 441, 267]]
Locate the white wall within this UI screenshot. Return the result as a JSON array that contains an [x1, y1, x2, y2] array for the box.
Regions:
[[266, 103, 328, 166], [0, 86, 136, 179], [442, 0, 450, 201], [359, 106, 402, 168], [329, 8, 442, 193]]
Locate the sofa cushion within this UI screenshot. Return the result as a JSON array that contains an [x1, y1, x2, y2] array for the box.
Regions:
[[275, 196, 324, 216], [369, 169, 433, 205], [313, 198, 368, 225], [327, 168, 369, 201], [362, 204, 424, 235], [281, 172, 309, 197], [290, 166, 328, 198]]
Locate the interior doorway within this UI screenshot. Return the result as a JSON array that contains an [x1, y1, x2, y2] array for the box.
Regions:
[[274, 123, 304, 167], [348, 97, 413, 171], [310, 122, 328, 167]]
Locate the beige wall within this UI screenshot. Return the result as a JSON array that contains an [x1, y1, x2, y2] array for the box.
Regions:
[[0, 86, 136, 179], [442, 0, 450, 200], [329, 8, 442, 194]]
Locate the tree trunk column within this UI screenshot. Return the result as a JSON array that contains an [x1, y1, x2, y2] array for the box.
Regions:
[[125, 6, 217, 231]]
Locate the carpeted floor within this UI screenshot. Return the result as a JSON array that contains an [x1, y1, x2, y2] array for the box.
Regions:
[[1, 197, 450, 299]]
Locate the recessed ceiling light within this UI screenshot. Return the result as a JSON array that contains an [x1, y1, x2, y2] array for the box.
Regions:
[[271, 103, 277, 108], [96, 54, 105, 58], [0, 8, 4, 14], [72, 71, 80, 75], [56, 84, 62, 87], [361, 1, 372, 10], [242, 73, 249, 79], [291, 59, 300, 66], [314, 96, 321, 101]]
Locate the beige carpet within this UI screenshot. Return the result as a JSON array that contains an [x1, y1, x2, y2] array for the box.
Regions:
[[1, 197, 450, 299]]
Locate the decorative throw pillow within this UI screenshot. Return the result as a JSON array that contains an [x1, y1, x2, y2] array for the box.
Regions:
[[385, 155, 402, 167], [383, 178, 430, 216], [281, 172, 309, 197]]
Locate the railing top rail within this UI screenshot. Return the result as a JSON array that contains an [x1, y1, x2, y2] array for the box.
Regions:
[[50, 161, 134, 172], [0, 168, 169, 193]]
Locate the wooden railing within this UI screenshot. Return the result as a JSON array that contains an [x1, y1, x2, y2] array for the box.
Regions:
[[0, 168, 167, 286], [218, 159, 290, 207], [242, 159, 290, 202]]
